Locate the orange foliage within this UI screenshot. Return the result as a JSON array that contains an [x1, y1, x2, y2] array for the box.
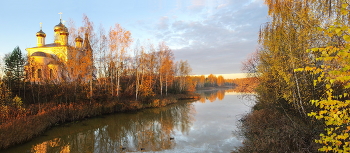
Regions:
[[232, 77, 259, 93]]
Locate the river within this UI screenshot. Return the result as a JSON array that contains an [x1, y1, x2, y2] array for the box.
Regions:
[[3, 89, 252, 153]]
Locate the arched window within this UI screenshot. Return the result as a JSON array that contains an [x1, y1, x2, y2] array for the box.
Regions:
[[37, 69, 42, 78], [49, 69, 53, 79], [31, 67, 35, 78]]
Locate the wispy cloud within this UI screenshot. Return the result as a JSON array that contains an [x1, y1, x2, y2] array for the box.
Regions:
[[133, 0, 268, 75], [157, 0, 267, 74]]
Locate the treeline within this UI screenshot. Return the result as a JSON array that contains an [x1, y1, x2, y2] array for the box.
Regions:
[[236, 0, 350, 152], [0, 15, 197, 149], [191, 74, 233, 88]]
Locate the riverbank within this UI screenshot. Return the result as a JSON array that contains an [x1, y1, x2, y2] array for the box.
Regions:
[[196, 86, 234, 91], [0, 93, 200, 150], [233, 97, 324, 152]]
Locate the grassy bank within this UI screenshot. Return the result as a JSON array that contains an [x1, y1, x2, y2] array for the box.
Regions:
[[0, 93, 200, 150], [233, 97, 324, 153]]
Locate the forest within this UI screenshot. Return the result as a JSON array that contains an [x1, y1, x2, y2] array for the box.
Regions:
[[236, 0, 350, 152]]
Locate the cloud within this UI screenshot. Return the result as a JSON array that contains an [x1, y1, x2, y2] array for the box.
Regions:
[[188, 0, 206, 12], [135, 0, 268, 75], [157, 16, 170, 30]]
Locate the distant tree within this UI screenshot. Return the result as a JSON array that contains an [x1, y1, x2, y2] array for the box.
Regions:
[[217, 75, 225, 86], [177, 60, 192, 93], [4, 46, 25, 90], [207, 74, 217, 87], [199, 75, 205, 88]]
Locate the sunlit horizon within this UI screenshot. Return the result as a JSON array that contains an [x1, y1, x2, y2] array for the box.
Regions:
[[192, 73, 247, 79]]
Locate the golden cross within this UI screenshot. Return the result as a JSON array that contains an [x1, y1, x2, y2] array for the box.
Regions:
[[40, 22, 42, 30], [58, 12, 63, 21]]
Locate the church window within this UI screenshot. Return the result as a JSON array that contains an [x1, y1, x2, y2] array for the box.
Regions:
[[38, 69, 42, 78], [49, 69, 53, 79], [32, 67, 35, 78]]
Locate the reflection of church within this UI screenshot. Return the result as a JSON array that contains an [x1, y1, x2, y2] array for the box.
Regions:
[[25, 17, 93, 83]]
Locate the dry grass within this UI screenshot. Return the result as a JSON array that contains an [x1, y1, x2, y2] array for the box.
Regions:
[[234, 108, 322, 153], [0, 94, 199, 150]]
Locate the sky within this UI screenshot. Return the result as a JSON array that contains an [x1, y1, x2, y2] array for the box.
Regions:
[[0, 0, 268, 79]]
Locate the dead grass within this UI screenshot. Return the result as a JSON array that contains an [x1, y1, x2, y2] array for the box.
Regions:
[[234, 108, 322, 153], [0, 93, 199, 150]]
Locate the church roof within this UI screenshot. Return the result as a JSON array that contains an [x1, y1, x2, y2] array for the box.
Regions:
[[36, 30, 46, 37], [54, 20, 68, 33], [30, 43, 66, 48], [31, 52, 56, 59], [75, 36, 83, 42], [48, 60, 59, 65]]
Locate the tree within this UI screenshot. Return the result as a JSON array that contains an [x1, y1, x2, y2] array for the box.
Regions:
[[295, 3, 350, 152], [4, 46, 25, 90], [207, 74, 216, 87], [241, 50, 259, 78], [108, 23, 132, 96], [217, 75, 225, 87], [177, 60, 192, 93], [157, 42, 174, 96], [238, 0, 350, 152]]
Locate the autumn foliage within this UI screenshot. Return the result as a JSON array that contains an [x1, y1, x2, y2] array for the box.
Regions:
[[231, 77, 259, 93], [236, 0, 350, 152], [0, 15, 197, 150]]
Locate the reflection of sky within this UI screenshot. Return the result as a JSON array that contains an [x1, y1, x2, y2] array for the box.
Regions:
[[158, 94, 251, 153]]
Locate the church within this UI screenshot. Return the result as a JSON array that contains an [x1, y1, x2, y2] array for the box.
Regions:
[[25, 17, 93, 83]]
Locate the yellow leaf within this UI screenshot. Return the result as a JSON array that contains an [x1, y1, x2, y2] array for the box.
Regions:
[[342, 3, 348, 9], [341, 9, 349, 15], [335, 28, 342, 35], [343, 35, 350, 42], [311, 48, 319, 52]]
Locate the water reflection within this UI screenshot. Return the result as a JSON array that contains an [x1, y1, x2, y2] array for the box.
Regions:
[[4, 89, 250, 153], [4, 101, 195, 153], [197, 88, 235, 102]]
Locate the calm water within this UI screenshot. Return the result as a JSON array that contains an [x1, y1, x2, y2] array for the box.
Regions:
[[3, 89, 252, 153]]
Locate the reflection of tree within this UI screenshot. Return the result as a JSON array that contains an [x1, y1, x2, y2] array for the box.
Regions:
[[32, 142, 47, 153], [208, 93, 217, 102], [217, 90, 225, 100], [26, 101, 194, 152], [199, 97, 206, 103], [196, 89, 233, 102]]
